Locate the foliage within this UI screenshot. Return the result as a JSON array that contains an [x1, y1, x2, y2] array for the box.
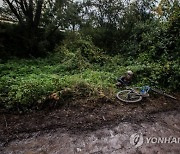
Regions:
[[0, 22, 65, 58], [0, 0, 179, 112], [0, 47, 179, 111], [56, 32, 108, 64]]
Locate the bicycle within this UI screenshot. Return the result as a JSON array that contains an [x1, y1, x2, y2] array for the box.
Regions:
[[116, 85, 176, 103]]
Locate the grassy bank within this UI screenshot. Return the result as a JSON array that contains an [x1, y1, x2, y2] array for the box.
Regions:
[[0, 48, 179, 112]]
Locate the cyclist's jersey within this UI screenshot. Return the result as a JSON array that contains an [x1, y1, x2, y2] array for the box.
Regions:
[[117, 76, 131, 85]]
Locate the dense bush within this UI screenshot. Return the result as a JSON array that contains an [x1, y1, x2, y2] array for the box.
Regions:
[[0, 0, 179, 113], [0, 50, 179, 111], [0, 22, 65, 59], [55, 33, 109, 65], [0, 22, 179, 112]]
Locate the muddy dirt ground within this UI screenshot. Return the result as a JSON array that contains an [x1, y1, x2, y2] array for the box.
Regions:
[[0, 93, 180, 153]]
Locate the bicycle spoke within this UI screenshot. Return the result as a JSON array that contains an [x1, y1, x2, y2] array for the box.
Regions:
[[117, 90, 143, 103]]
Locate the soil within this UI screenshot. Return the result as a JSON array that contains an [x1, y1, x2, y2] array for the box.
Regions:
[[0, 93, 180, 153]]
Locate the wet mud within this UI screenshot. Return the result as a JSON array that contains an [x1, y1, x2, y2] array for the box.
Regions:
[[0, 94, 180, 153]]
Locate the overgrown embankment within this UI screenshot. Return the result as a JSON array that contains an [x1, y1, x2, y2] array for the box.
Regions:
[[0, 35, 179, 112]]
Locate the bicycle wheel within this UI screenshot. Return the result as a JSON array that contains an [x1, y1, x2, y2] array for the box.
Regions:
[[116, 90, 142, 103]]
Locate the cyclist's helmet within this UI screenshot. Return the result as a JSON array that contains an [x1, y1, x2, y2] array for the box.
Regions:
[[127, 70, 133, 76]]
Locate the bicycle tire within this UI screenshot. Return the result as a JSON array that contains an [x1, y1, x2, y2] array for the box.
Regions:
[[151, 88, 176, 100], [116, 90, 143, 103]]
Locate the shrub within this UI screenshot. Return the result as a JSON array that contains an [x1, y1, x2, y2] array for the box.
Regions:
[[56, 33, 108, 65]]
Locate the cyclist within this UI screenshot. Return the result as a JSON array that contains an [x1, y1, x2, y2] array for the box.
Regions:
[[116, 70, 133, 87]]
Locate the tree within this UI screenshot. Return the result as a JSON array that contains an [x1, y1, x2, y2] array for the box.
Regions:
[[2, 0, 44, 29], [156, 0, 180, 21], [0, 0, 44, 56], [56, 1, 82, 30], [1, 0, 69, 56]]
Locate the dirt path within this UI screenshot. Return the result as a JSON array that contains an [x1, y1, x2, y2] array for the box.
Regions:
[[1, 110, 180, 154], [0, 94, 179, 153]]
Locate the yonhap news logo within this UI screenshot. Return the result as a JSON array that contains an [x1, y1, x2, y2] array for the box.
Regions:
[[130, 133, 180, 147], [130, 133, 144, 147]]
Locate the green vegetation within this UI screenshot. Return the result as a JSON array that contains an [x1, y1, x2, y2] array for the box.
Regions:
[[0, 0, 179, 111], [0, 35, 179, 111]]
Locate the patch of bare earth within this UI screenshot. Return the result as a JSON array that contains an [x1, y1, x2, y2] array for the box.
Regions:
[[0, 93, 179, 153]]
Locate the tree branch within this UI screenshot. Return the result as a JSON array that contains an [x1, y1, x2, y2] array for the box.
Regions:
[[17, 0, 28, 16], [34, 0, 44, 28], [4, 0, 24, 25], [28, 0, 34, 25]]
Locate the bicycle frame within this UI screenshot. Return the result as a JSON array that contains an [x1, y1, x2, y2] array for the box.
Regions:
[[116, 85, 176, 103], [127, 86, 176, 100], [126, 88, 142, 99], [127, 86, 150, 95]]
